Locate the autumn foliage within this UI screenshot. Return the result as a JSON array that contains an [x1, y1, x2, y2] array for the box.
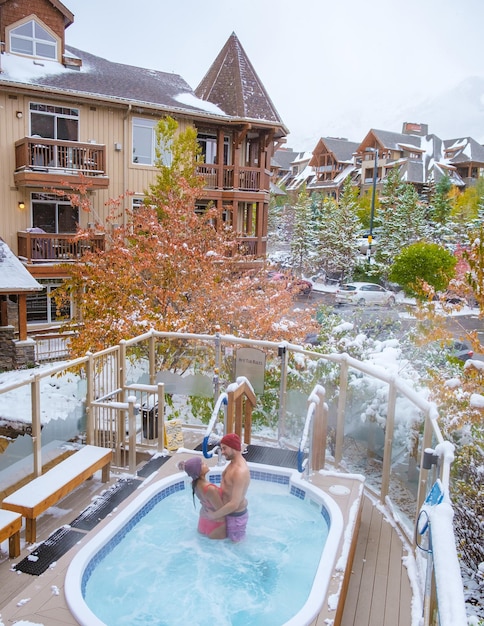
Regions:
[[54, 119, 316, 357]]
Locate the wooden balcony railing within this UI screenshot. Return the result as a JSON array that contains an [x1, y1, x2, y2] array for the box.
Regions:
[[197, 164, 265, 191], [17, 232, 105, 263], [14, 138, 109, 189], [236, 237, 266, 256]]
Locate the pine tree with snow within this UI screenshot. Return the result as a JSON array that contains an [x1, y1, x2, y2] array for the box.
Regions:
[[429, 174, 453, 225], [313, 178, 361, 282], [290, 186, 314, 276], [376, 169, 428, 276]]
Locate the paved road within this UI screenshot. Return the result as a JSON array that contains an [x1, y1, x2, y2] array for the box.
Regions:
[[306, 289, 484, 352]]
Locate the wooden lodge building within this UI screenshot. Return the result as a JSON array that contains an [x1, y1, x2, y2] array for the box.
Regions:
[[283, 122, 484, 199], [0, 0, 288, 350]]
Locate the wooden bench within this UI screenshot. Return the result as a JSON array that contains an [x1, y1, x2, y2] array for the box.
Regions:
[[0, 509, 22, 558], [1, 445, 112, 544]]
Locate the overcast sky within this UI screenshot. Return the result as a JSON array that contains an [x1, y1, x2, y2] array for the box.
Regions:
[[66, 0, 484, 150]]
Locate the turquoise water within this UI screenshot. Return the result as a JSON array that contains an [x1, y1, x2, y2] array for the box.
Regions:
[[83, 480, 329, 625]]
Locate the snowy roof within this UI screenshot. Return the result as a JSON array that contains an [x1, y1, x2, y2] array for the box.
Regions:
[[286, 164, 315, 190], [195, 33, 287, 133], [272, 149, 301, 171], [372, 129, 421, 150], [0, 47, 229, 120], [310, 137, 360, 165], [307, 163, 356, 190], [0, 240, 43, 293], [443, 137, 484, 164]]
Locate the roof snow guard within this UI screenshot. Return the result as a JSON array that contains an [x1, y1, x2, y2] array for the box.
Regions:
[[195, 32, 286, 129]]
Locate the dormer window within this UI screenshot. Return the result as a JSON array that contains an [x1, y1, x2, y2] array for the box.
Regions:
[[10, 19, 57, 60]]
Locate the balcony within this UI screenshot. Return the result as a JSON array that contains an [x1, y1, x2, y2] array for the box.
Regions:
[[196, 164, 266, 191], [17, 231, 105, 264], [236, 236, 266, 257], [14, 138, 109, 189]]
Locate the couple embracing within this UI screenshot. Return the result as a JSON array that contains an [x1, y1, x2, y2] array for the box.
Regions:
[[179, 433, 250, 542]]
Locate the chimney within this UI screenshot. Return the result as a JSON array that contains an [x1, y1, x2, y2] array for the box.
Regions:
[[402, 122, 428, 136]]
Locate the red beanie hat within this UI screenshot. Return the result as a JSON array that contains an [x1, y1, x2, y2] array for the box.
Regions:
[[220, 433, 242, 451]]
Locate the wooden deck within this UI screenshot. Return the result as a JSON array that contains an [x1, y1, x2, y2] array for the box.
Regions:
[[340, 495, 413, 626], [0, 454, 414, 626]]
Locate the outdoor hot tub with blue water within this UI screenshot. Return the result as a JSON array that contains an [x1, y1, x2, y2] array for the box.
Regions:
[[65, 462, 344, 625]]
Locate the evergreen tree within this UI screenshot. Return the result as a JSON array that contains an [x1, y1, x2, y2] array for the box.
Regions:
[[376, 169, 428, 276], [429, 175, 452, 225], [314, 179, 361, 282], [290, 186, 314, 275]]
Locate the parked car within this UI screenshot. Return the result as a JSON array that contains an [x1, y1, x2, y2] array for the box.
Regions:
[[335, 282, 396, 306], [309, 273, 327, 291], [269, 272, 312, 296], [429, 339, 474, 363]]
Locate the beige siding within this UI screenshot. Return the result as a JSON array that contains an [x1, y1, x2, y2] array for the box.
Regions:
[[0, 91, 195, 251]]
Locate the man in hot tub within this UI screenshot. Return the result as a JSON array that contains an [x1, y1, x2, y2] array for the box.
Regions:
[[207, 433, 250, 541]]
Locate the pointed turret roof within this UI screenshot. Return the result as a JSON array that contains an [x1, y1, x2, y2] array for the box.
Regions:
[[195, 32, 285, 127]]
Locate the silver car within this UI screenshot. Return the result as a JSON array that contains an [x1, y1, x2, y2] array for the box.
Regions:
[[335, 282, 396, 306]]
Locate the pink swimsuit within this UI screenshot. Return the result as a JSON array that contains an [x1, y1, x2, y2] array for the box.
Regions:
[[197, 484, 225, 536]]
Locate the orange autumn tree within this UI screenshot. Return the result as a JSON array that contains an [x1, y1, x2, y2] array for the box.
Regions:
[[55, 118, 316, 357]]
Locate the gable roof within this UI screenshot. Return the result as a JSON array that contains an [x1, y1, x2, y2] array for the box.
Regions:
[[309, 137, 359, 166], [195, 32, 287, 131], [372, 129, 421, 150], [0, 240, 43, 293]]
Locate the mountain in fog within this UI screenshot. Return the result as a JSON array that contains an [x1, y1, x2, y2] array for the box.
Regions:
[[401, 76, 484, 142]]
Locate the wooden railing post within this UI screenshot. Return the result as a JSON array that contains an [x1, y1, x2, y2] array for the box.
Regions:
[[157, 382, 165, 452], [127, 395, 137, 474], [311, 387, 328, 471], [149, 331, 156, 385], [85, 352, 94, 445], [31, 375, 42, 477], [278, 344, 288, 440]]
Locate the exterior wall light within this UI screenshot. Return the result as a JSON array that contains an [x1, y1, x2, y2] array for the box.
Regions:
[[16, 111, 23, 118], [18, 201, 25, 210]]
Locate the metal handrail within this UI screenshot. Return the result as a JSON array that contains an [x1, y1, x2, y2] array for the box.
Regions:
[[297, 400, 316, 473], [0, 328, 467, 624], [202, 392, 228, 458]]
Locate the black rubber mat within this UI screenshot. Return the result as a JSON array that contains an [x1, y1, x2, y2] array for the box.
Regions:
[[137, 454, 171, 478], [70, 477, 142, 531], [14, 526, 85, 576], [197, 443, 300, 469], [244, 444, 300, 469]]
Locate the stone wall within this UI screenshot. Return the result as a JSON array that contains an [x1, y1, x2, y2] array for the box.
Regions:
[[0, 326, 36, 371], [0, 326, 16, 370]]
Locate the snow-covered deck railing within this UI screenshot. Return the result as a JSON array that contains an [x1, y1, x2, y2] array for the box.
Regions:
[[0, 329, 467, 623]]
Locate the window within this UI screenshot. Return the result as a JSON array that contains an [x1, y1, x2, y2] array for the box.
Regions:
[[132, 118, 172, 166], [132, 197, 145, 211], [27, 279, 71, 324], [31, 193, 79, 233], [10, 19, 57, 60], [132, 118, 155, 165], [198, 133, 217, 164], [30, 103, 79, 141]]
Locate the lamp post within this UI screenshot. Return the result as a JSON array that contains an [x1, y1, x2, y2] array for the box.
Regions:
[[366, 147, 378, 262]]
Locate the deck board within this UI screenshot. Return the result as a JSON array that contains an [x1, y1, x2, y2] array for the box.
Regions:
[[340, 495, 412, 626]]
